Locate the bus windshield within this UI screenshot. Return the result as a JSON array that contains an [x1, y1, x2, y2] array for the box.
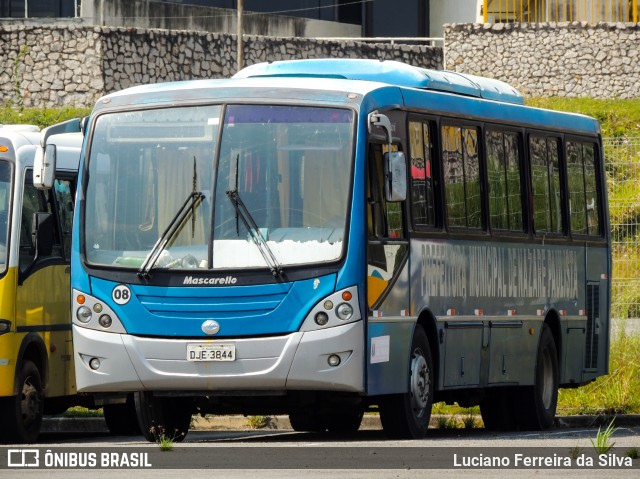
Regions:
[[84, 104, 354, 271], [0, 160, 11, 274]]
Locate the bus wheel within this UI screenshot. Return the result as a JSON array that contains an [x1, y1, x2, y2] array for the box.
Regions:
[[134, 391, 192, 442], [104, 394, 141, 436], [379, 324, 433, 439], [0, 360, 43, 443], [323, 409, 364, 434], [480, 388, 517, 430], [288, 412, 326, 432], [517, 324, 559, 430]]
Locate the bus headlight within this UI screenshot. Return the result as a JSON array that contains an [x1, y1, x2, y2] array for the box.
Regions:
[[0, 319, 10, 335], [98, 314, 113, 328], [76, 306, 93, 323], [299, 286, 360, 332], [315, 312, 329, 326], [336, 303, 354, 321]]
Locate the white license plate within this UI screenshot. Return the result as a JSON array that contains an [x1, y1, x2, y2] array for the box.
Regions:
[[187, 344, 236, 362]]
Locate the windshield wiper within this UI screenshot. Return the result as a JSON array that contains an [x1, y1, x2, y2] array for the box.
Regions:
[[138, 191, 205, 278], [226, 189, 283, 277]]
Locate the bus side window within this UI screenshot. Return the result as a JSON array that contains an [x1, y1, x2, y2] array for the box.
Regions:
[[367, 143, 405, 239], [582, 143, 600, 235], [367, 142, 408, 308], [529, 136, 562, 235], [408, 120, 436, 228], [53, 178, 75, 260], [442, 125, 481, 229], [19, 171, 60, 272], [567, 140, 600, 236], [486, 130, 524, 232]]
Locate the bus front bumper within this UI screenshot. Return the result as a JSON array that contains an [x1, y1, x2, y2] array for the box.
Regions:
[[72, 320, 364, 394]]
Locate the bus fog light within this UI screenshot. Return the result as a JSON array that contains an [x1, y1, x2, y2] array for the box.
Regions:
[[328, 354, 341, 367], [76, 306, 92, 323], [336, 303, 353, 320], [93, 303, 103, 313], [98, 314, 112, 328], [315, 312, 329, 326], [89, 358, 101, 370], [323, 300, 333, 310]]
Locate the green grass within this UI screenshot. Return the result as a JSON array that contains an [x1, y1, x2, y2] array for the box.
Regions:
[[558, 333, 640, 415], [0, 106, 91, 129], [60, 406, 103, 418], [590, 418, 618, 454], [526, 98, 640, 138]]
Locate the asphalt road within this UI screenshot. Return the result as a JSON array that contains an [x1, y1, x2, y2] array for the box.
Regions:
[[3, 424, 640, 479]]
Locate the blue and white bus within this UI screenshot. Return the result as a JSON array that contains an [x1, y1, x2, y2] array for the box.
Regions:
[[64, 59, 610, 440]]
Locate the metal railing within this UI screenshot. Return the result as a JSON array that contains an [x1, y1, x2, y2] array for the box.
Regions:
[[483, 0, 639, 23], [314, 37, 444, 46], [604, 137, 640, 320]]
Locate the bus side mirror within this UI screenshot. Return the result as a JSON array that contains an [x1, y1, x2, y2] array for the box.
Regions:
[[34, 144, 56, 190], [34, 117, 82, 190], [384, 151, 407, 202], [31, 212, 54, 257]]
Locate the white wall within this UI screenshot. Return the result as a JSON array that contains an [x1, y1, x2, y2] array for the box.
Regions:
[[430, 0, 481, 38]]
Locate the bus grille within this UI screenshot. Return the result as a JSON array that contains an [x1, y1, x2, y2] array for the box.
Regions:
[[134, 284, 291, 319]]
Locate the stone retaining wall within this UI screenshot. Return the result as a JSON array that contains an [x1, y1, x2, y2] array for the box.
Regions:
[[444, 22, 640, 99], [4, 22, 640, 107], [0, 24, 442, 108]]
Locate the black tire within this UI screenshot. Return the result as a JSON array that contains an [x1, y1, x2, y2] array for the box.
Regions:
[[379, 324, 433, 439], [104, 394, 141, 436], [479, 388, 518, 431], [0, 360, 43, 443], [516, 324, 559, 430], [323, 409, 364, 434], [288, 412, 326, 432], [134, 391, 192, 442]]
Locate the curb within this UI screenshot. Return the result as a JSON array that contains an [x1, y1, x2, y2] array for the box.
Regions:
[[42, 414, 640, 434]]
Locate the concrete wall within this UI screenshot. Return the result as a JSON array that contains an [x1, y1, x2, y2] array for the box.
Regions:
[[444, 22, 640, 98], [0, 24, 442, 108]]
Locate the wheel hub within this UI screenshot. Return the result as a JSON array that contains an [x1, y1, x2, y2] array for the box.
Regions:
[[20, 377, 41, 428], [410, 352, 429, 413]]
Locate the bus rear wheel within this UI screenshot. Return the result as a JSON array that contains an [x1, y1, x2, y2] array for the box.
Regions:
[[0, 360, 43, 443], [134, 391, 192, 442], [379, 324, 433, 439], [516, 324, 559, 430]]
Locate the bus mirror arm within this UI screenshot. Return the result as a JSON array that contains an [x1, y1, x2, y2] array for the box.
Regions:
[[368, 111, 407, 202], [367, 111, 393, 149]]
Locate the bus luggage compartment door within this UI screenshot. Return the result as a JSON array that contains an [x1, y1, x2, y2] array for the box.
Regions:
[[442, 321, 482, 387]]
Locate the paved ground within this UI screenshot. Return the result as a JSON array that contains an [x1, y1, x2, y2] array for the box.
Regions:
[[41, 413, 640, 434]]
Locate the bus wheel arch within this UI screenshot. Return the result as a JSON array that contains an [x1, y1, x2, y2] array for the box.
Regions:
[[543, 310, 562, 366], [379, 322, 434, 439], [517, 321, 559, 430], [416, 309, 439, 391], [14, 334, 48, 396]]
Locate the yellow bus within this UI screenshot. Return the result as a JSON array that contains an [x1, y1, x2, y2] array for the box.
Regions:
[[0, 121, 137, 443]]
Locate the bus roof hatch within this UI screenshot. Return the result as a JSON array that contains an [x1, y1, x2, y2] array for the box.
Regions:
[[234, 59, 524, 106]]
